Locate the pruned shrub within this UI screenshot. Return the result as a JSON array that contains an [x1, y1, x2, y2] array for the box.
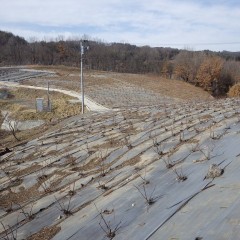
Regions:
[[228, 84, 240, 97]]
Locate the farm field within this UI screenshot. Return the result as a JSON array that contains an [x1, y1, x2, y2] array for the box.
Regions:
[[24, 65, 212, 107], [0, 66, 240, 240], [0, 65, 211, 146]]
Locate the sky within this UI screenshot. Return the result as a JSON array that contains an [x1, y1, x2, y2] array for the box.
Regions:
[[0, 0, 240, 51]]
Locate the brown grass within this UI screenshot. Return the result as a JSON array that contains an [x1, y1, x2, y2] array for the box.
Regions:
[[120, 73, 212, 101], [27, 225, 61, 240], [0, 185, 41, 208], [13, 164, 42, 177], [11, 99, 81, 121], [0, 87, 81, 121], [228, 84, 240, 97], [12, 88, 72, 101]]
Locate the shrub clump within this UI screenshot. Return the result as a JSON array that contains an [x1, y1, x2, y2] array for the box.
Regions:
[[228, 84, 240, 97]]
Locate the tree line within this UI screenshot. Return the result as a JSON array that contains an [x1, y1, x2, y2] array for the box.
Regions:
[[0, 31, 180, 73], [1, 30, 240, 96], [174, 51, 240, 96]]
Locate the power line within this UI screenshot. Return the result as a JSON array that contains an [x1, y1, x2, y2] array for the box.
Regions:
[[127, 41, 240, 47], [161, 42, 240, 46]]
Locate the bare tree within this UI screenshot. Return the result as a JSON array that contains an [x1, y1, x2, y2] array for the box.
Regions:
[[3, 113, 20, 141], [174, 50, 205, 84]]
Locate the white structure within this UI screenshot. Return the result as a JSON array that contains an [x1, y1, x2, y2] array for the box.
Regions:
[[36, 98, 44, 112]]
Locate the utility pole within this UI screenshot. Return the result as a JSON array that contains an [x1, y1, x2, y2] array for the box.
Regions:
[[47, 80, 51, 111], [80, 40, 89, 114], [80, 41, 84, 114]]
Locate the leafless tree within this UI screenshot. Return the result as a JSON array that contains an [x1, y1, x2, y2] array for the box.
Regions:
[[3, 113, 20, 141]]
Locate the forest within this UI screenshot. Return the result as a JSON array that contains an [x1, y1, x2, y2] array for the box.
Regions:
[[1, 30, 240, 96]]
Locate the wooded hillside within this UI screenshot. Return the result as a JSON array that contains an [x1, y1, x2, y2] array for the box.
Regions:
[[1, 30, 240, 96]]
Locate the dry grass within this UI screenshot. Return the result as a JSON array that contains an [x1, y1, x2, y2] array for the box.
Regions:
[[228, 84, 240, 97], [27, 226, 61, 240], [121, 74, 212, 101], [0, 82, 83, 147], [0, 185, 41, 208], [12, 87, 72, 101], [0, 87, 81, 121], [11, 99, 81, 121], [0, 102, 27, 114], [13, 164, 42, 177]]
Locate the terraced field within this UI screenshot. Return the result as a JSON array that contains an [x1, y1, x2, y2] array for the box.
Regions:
[[1, 97, 240, 239], [23, 65, 212, 108], [0, 67, 54, 82]]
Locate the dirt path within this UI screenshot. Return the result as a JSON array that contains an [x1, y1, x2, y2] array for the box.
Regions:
[[0, 81, 110, 112]]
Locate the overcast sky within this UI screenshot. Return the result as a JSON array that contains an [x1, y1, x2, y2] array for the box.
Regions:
[[0, 0, 240, 51]]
